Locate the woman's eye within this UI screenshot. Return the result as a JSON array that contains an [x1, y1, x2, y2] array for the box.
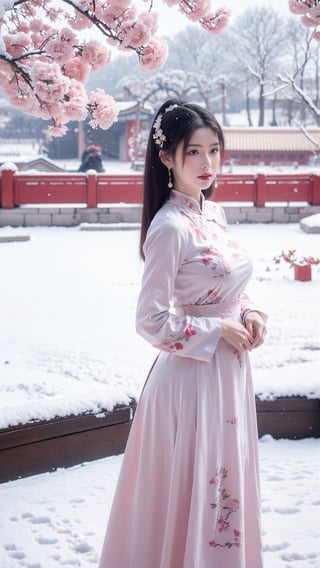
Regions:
[[188, 149, 199, 155]]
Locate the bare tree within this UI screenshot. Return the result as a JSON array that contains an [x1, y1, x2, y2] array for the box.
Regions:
[[166, 26, 232, 113], [228, 6, 287, 126], [275, 16, 320, 126]]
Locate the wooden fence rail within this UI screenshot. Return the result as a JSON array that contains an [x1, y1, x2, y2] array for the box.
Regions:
[[1, 169, 320, 208], [0, 396, 319, 483]]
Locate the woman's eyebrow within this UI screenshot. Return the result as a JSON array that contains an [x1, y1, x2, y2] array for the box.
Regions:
[[186, 142, 220, 147]]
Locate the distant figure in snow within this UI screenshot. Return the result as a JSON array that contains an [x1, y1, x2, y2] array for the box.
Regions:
[[78, 144, 104, 172]]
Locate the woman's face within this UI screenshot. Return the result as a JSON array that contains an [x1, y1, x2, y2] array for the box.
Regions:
[[163, 127, 221, 201]]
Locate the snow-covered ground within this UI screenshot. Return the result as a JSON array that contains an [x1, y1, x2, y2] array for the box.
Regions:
[[0, 437, 319, 568], [1, 223, 319, 428], [0, 221, 319, 567]]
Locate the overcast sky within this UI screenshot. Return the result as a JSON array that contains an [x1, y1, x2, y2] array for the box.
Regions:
[[157, 0, 291, 36]]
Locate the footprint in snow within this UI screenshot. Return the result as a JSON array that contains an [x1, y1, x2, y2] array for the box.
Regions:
[[275, 506, 300, 514], [266, 475, 285, 481], [28, 516, 52, 525], [263, 541, 290, 552], [36, 536, 58, 545]]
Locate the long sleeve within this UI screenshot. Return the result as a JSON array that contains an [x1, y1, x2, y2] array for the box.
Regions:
[[136, 216, 223, 363], [240, 291, 268, 324]]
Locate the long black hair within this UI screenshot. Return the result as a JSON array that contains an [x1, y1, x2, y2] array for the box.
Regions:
[[140, 98, 224, 259]]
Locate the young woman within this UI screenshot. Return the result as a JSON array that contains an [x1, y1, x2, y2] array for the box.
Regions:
[[99, 99, 267, 568]]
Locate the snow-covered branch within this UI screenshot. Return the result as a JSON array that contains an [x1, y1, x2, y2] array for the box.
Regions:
[[294, 119, 320, 150], [278, 71, 320, 118]]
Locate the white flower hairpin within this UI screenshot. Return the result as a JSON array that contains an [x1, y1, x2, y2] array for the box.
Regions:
[[152, 104, 179, 148]]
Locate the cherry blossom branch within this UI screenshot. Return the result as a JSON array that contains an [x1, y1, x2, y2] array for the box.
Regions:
[[288, 1, 320, 40], [0, 0, 231, 136]]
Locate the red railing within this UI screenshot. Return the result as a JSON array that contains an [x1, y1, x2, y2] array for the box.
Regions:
[[1, 169, 320, 208]]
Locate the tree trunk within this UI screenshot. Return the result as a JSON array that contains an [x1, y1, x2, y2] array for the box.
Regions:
[[246, 80, 253, 126], [270, 94, 277, 126], [287, 99, 293, 126], [258, 83, 265, 126]]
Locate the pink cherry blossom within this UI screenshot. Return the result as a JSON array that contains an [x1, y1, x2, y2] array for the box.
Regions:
[[46, 29, 76, 64], [0, 0, 231, 137], [31, 61, 71, 102], [310, 5, 320, 17], [88, 89, 119, 129], [180, 0, 210, 22], [64, 58, 90, 83], [48, 124, 68, 136], [139, 12, 158, 35], [4, 33, 32, 57], [81, 40, 112, 70], [301, 13, 320, 27], [113, 0, 133, 7], [16, 22, 30, 33], [68, 12, 93, 30], [288, 0, 309, 15], [162, 0, 180, 6], [201, 7, 231, 34], [120, 20, 150, 48], [30, 19, 44, 33], [101, 5, 125, 27], [139, 38, 168, 70]]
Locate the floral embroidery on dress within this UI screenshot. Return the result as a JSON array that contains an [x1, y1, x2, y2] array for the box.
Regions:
[[200, 248, 231, 277], [233, 349, 242, 367], [153, 322, 197, 353], [226, 417, 238, 427], [170, 190, 200, 213], [196, 289, 223, 305], [226, 239, 240, 249], [208, 467, 241, 549], [180, 212, 208, 240]]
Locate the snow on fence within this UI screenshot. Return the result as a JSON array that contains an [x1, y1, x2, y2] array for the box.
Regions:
[[1, 169, 320, 208]]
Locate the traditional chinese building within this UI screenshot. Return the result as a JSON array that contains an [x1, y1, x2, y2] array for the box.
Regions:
[[223, 127, 320, 167], [48, 101, 154, 163]]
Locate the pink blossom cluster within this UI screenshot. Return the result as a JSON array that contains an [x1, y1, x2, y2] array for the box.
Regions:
[[288, 0, 320, 41], [0, 0, 230, 136], [273, 249, 320, 267], [179, 1, 231, 34]]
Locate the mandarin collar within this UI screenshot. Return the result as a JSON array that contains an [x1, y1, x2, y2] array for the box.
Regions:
[[169, 189, 204, 214]]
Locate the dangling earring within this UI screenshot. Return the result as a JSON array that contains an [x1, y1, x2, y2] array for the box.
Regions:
[[214, 177, 218, 189], [168, 168, 173, 189]]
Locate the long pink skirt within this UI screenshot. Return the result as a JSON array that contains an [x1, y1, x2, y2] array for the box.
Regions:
[[99, 307, 263, 567]]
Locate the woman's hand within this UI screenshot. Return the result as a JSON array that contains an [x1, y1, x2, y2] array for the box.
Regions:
[[220, 320, 254, 352], [243, 311, 267, 349]]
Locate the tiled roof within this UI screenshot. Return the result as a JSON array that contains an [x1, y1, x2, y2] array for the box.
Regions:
[[224, 128, 320, 152]]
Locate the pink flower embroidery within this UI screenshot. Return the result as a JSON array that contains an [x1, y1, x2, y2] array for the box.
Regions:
[[224, 497, 240, 512], [233, 349, 242, 367], [184, 324, 196, 338], [226, 417, 238, 427], [208, 466, 242, 549], [154, 317, 197, 353]]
